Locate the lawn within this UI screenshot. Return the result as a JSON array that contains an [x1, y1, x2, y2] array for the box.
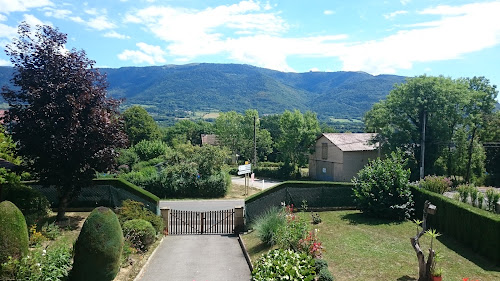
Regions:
[[242, 210, 500, 281]]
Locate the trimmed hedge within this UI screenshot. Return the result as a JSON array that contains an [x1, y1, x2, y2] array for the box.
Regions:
[[410, 185, 500, 265], [93, 178, 159, 203], [246, 181, 355, 222]]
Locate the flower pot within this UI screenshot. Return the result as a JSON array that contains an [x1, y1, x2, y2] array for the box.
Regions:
[[432, 276, 442, 281]]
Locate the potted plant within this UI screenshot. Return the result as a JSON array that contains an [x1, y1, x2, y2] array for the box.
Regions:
[[431, 267, 442, 281]]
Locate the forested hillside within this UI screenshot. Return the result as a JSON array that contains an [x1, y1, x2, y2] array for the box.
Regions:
[[0, 63, 406, 126]]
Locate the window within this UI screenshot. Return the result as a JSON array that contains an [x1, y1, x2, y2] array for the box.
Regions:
[[321, 143, 328, 160]]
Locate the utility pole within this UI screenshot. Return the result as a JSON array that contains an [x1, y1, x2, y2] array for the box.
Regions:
[[253, 115, 257, 168], [420, 110, 426, 179]]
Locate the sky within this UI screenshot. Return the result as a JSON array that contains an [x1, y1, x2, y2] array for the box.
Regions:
[[1, 0, 500, 101]]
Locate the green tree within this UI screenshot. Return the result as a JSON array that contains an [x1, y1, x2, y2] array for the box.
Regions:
[[1, 23, 127, 221], [365, 76, 469, 180], [277, 110, 320, 175], [482, 111, 500, 185], [122, 106, 161, 145], [215, 111, 243, 156], [163, 119, 213, 146], [0, 125, 21, 200]]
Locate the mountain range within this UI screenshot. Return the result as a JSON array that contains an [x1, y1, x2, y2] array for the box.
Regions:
[[0, 63, 406, 126]]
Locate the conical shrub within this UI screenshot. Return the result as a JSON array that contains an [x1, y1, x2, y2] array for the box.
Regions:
[[70, 207, 124, 281], [0, 200, 29, 264]]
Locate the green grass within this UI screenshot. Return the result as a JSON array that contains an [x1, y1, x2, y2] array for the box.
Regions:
[[242, 210, 500, 281]]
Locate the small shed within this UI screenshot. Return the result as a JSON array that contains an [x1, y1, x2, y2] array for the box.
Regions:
[[309, 133, 379, 182]]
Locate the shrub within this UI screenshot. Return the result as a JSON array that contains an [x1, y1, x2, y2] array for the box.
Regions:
[[0, 244, 72, 281], [297, 230, 324, 259], [116, 148, 140, 167], [41, 222, 61, 240], [71, 207, 124, 281], [419, 175, 451, 194], [28, 224, 46, 247], [1, 184, 50, 226], [485, 188, 500, 212], [314, 258, 329, 273], [252, 249, 316, 281], [318, 267, 335, 281], [117, 199, 164, 234], [122, 219, 156, 252], [477, 192, 485, 209], [273, 205, 308, 251], [0, 201, 29, 265], [352, 151, 413, 220], [312, 212, 322, 224], [469, 186, 479, 207], [457, 184, 470, 203], [253, 206, 286, 246], [133, 139, 169, 161]]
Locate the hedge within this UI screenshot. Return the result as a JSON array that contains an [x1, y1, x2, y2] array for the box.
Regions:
[[410, 185, 500, 265], [245, 181, 355, 222], [92, 178, 159, 203]]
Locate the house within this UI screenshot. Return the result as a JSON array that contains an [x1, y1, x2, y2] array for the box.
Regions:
[[309, 133, 379, 182]]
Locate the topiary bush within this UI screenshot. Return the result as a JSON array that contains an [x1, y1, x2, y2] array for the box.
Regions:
[[117, 199, 164, 234], [352, 151, 414, 220], [253, 206, 285, 246], [252, 248, 316, 281], [122, 219, 156, 252], [0, 201, 29, 265], [70, 207, 124, 281]]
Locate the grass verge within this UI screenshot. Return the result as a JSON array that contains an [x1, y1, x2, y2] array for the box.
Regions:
[[241, 210, 500, 281]]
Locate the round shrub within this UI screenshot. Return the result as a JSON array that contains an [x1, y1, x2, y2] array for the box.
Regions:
[[133, 139, 169, 161], [318, 267, 335, 281], [253, 206, 285, 246], [2, 184, 50, 226], [0, 201, 29, 264], [122, 219, 156, 251], [118, 200, 164, 234], [71, 207, 124, 281], [314, 258, 329, 273], [352, 151, 414, 220], [252, 248, 316, 281]]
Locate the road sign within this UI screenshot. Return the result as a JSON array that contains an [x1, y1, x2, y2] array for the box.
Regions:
[[237, 164, 251, 175]]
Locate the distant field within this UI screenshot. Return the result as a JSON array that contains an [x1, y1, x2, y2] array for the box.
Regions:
[[330, 118, 363, 123], [203, 112, 220, 119]]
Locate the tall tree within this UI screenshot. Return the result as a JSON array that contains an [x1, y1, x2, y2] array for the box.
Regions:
[[163, 119, 213, 146], [1, 23, 127, 220], [122, 105, 161, 145], [365, 76, 469, 180], [277, 110, 320, 174]]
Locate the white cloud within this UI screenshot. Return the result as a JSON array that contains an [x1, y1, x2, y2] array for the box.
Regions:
[[0, 0, 52, 13], [22, 14, 49, 27], [87, 15, 116, 30], [69, 16, 84, 23], [384, 10, 408, 19], [400, 0, 411, 5], [0, 23, 17, 39], [0, 14, 7, 21], [324, 10, 335, 15], [339, 2, 500, 74], [44, 8, 72, 19], [0, 58, 10, 65], [118, 42, 166, 64], [104, 31, 130, 39]]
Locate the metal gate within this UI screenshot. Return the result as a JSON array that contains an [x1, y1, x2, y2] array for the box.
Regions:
[[168, 209, 235, 235]]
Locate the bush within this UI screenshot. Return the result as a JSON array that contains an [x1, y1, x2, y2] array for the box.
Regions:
[[0, 201, 29, 265], [71, 207, 124, 281], [253, 206, 286, 246], [133, 139, 169, 161], [0, 244, 72, 281], [122, 219, 156, 252], [118, 199, 164, 234], [352, 151, 414, 220], [1, 184, 50, 226], [314, 258, 329, 273], [252, 249, 316, 281], [457, 184, 470, 203], [318, 267, 335, 281], [485, 188, 500, 212], [273, 205, 308, 251], [41, 222, 61, 240], [419, 175, 451, 194]]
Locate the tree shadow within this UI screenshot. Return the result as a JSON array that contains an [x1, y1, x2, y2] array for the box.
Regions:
[[397, 275, 417, 281], [340, 212, 405, 226], [436, 235, 500, 271]]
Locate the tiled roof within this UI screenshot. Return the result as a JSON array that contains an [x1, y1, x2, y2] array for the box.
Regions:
[[322, 133, 378, 151]]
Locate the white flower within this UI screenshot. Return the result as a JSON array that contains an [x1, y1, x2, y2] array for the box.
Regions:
[[37, 263, 41, 267], [42, 249, 47, 256]]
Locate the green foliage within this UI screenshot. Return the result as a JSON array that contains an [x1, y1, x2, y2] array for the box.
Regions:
[[352, 151, 414, 220], [1, 183, 51, 226], [133, 139, 169, 161], [485, 188, 500, 212], [117, 199, 164, 234], [41, 222, 61, 240], [252, 249, 316, 281], [314, 258, 329, 273], [312, 212, 322, 224], [253, 206, 286, 246], [122, 105, 161, 145], [273, 205, 308, 251], [71, 207, 124, 281], [318, 267, 335, 281], [116, 148, 140, 168], [0, 201, 29, 265], [122, 219, 156, 252], [419, 175, 451, 194], [163, 119, 214, 146], [0, 244, 72, 281], [457, 184, 470, 203], [410, 185, 500, 265]]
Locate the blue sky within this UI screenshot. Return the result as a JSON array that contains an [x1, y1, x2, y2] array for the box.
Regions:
[[1, 0, 500, 101]]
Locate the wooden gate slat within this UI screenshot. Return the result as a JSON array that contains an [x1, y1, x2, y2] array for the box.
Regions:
[[169, 208, 235, 235]]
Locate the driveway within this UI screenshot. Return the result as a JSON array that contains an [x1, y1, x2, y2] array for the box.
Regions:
[[135, 235, 251, 281], [231, 176, 282, 190], [159, 199, 244, 211]]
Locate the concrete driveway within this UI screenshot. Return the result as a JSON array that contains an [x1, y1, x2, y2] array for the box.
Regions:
[[159, 199, 244, 211], [135, 235, 251, 281]]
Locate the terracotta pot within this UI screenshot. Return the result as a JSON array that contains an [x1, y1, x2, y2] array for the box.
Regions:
[[432, 276, 442, 281]]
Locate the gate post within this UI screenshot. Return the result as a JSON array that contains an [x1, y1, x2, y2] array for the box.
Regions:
[[160, 207, 170, 235], [234, 206, 245, 234]]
